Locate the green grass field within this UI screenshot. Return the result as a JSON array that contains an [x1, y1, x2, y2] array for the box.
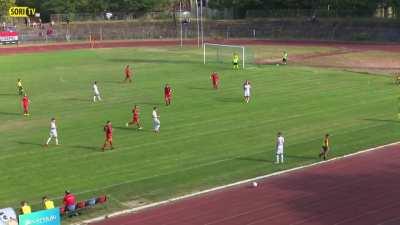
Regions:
[[1, 46, 399, 222]]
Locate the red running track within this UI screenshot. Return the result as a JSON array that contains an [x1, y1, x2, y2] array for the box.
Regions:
[[1, 39, 400, 55], [91, 144, 400, 225]]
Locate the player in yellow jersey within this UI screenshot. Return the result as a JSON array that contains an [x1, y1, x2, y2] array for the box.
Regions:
[[16, 78, 24, 96], [42, 196, 55, 209], [319, 133, 330, 160], [20, 201, 31, 215], [232, 53, 240, 70], [282, 51, 288, 65]]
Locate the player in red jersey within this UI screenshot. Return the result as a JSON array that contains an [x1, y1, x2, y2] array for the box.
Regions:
[[126, 105, 143, 129], [124, 65, 132, 83], [210, 72, 219, 89], [102, 121, 114, 151], [22, 94, 30, 116], [164, 84, 172, 106]]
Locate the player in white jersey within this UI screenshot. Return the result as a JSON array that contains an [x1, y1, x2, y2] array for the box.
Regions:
[[275, 132, 285, 163], [93, 81, 102, 102], [152, 106, 160, 133], [45, 118, 59, 146], [243, 80, 251, 103]]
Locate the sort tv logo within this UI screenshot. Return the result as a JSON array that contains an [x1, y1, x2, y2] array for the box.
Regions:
[[8, 7, 36, 17]]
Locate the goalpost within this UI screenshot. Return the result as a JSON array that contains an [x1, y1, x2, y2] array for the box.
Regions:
[[203, 43, 246, 68]]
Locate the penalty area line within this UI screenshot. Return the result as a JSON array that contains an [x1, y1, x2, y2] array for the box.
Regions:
[[75, 141, 400, 225], [59, 76, 66, 83]]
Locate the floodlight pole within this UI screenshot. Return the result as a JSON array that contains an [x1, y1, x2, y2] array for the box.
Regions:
[[180, 1, 183, 48], [200, 0, 204, 46], [196, 0, 200, 48]]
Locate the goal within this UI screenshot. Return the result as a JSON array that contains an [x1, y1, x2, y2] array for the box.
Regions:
[[203, 43, 248, 68]]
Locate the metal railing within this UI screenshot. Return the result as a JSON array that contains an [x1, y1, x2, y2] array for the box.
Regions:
[[2, 8, 398, 45]]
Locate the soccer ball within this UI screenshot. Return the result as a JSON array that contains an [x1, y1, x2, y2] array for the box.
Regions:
[[252, 182, 258, 187], [125, 123, 129, 127], [276, 64, 280, 66]]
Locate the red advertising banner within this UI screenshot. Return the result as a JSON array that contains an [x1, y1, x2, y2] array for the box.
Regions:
[[0, 31, 19, 43]]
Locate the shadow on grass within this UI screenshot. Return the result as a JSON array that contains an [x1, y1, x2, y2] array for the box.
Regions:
[[63, 97, 90, 102], [134, 102, 160, 106], [113, 126, 151, 132], [237, 155, 316, 164], [0, 111, 20, 116], [101, 80, 124, 84], [16, 141, 44, 147], [108, 58, 197, 65], [0, 93, 17, 97], [187, 86, 214, 91], [216, 97, 239, 103], [286, 154, 317, 160], [363, 118, 400, 123], [113, 126, 131, 131], [236, 156, 273, 163], [70, 145, 99, 151]]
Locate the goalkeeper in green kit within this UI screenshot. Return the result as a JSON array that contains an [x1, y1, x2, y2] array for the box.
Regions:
[[16, 78, 24, 96], [232, 53, 240, 70]]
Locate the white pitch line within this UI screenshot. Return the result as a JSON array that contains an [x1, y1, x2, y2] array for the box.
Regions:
[[74, 141, 400, 225], [59, 75, 66, 83]]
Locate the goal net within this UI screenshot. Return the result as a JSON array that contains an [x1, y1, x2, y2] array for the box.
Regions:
[[203, 43, 254, 68]]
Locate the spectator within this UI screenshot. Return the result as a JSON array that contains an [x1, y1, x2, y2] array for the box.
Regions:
[[46, 27, 53, 36], [182, 18, 190, 25], [42, 196, 55, 210], [20, 201, 31, 215], [63, 191, 78, 216], [105, 12, 113, 20], [311, 13, 318, 23]]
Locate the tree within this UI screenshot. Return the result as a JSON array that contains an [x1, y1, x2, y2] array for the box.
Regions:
[[208, 0, 263, 18], [384, 0, 400, 18], [0, 0, 16, 21], [207, 0, 392, 18]]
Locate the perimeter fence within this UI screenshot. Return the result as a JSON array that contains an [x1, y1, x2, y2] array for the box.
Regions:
[[2, 8, 400, 45]]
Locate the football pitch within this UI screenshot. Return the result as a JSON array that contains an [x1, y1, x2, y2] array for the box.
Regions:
[[1, 45, 399, 221]]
